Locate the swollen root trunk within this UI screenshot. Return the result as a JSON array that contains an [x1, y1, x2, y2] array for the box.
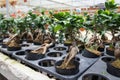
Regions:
[[34, 32, 43, 43], [31, 43, 53, 54], [27, 32, 33, 41], [57, 46, 79, 69], [6, 34, 18, 45]]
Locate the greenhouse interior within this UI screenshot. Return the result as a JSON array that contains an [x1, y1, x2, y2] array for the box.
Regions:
[[0, 0, 120, 80]]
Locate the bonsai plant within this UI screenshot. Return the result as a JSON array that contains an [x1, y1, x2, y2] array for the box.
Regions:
[[83, 12, 106, 57], [101, 0, 120, 56], [0, 17, 19, 48], [53, 12, 84, 46], [14, 11, 37, 43], [83, 34, 102, 58], [26, 41, 53, 60], [55, 42, 80, 75], [33, 10, 55, 45], [0, 14, 5, 43], [107, 41, 120, 77], [24, 11, 37, 43], [7, 33, 21, 51]]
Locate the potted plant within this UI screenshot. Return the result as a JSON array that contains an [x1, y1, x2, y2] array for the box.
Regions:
[[107, 41, 120, 77], [0, 17, 16, 48], [55, 42, 79, 75], [26, 42, 53, 60], [15, 11, 37, 43], [101, 0, 120, 56], [7, 33, 21, 51], [83, 12, 105, 58], [0, 14, 5, 43], [53, 12, 84, 46], [83, 34, 102, 58], [33, 10, 55, 45], [24, 11, 37, 43]]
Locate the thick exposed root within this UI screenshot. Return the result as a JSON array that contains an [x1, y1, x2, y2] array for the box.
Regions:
[[57, 45, 79, 69]]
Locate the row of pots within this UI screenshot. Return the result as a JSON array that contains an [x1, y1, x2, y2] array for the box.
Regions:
[[0, 39, 119, 78]]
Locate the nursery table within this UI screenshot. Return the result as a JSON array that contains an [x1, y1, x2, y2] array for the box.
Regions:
[[0, 53, 55, 80]]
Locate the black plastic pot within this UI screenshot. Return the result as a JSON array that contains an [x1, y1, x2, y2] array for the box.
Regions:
[[25, 50, 45, 60], [82, 49, 100, 58], [18, 39, 23, 44], [82, 73, 109, 80], [97, 47, 104, 52], [27, 40, 33, 43], [103, 42, 111, 45], [33, 42, 41, 45], [7, 46, 21, 51], [21, 44, 29, 47], [55, 60, 79, 75], [101, 57, 115, 63], [0, 38, 3, 45], [78, 45, 85, 53], [64, 42, 72, 46], [106, 48, 114, 56], [0, 38, 3, 43], [1, 43, 7, 48], [38, 59, 55, 67], [107, 62, 120, 77]]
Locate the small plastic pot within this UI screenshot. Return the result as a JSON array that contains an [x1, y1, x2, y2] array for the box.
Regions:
[[82, 73, 109, 80], [0, 38, 3, 43], [1, 43, 7, 48], [103, 42, 111, 45], [106, 48, 114, 56], [27, 40, 33, 43], [21, 44, 29, 47], [82, 49, 100, 58], [18, 39, 23, 44], [97, 47, 104, 52], [25, 50, 45, 60], [7, 46, 21, 51], [78, 45, 85, 53], [33, 42, 41, 45], [64, 42, 72, 46], [55, 60, 79, 75], [107, 62, 120, 77]]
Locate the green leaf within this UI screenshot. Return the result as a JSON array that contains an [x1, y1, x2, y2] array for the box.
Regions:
[[54, 25, 63, 32]]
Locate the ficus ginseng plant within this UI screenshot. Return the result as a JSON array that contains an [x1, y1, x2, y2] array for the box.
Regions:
[[53, 12, 84, 42], [0, 17, 14, 38]]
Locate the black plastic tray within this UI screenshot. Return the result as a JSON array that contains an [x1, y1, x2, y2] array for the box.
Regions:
[[0, 42, 39, 56], [12, 44, 99, 80], [78, 55, 120, 80]]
